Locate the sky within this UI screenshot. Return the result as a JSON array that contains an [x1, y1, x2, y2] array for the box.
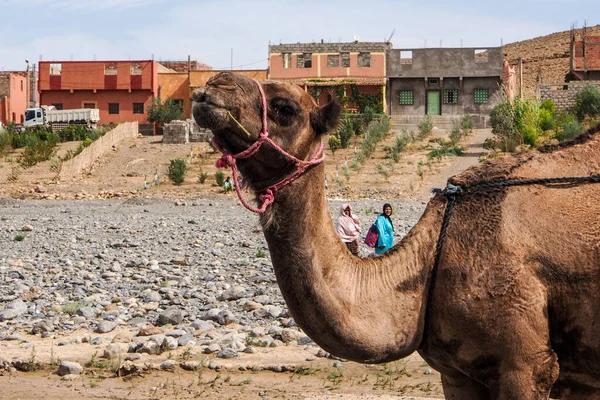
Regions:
[[0, 0, 597, 72]]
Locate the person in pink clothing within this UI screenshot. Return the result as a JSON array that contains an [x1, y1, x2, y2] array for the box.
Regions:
[[335, 203, 361, 256]]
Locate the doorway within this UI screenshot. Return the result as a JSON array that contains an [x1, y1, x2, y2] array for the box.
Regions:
[[427, 91, 440, 115]]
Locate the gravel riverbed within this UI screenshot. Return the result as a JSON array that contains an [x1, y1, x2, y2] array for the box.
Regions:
[[0, 196, 426, 371]]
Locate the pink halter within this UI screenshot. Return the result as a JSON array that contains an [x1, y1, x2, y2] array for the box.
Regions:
[[212, 79, 325, 213]]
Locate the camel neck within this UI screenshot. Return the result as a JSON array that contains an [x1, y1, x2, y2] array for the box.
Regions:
[[259, 164, 446, 363]]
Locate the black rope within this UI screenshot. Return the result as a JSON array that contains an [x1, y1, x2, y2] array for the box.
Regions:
[[421, 173, 600, 344]]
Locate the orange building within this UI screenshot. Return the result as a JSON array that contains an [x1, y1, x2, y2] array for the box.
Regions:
[[268, 41, 391, 112], [571, 30, 600, 81], [0, 72, 28, 126], [38, 60, 159, 125]]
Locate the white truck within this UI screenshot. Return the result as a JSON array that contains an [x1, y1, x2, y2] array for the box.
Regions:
[[23, 106, 100, 129]]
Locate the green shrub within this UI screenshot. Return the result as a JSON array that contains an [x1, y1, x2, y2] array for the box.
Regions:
[[168, 158, 187, 185], [522, 126, 538, 147], [538, 109, 556, 131], [328, 135, 341, 154], [417, 115, 433, 138], [460, 114, 473, 134], [215, 170, 225, 186], [574, 86, 600, 121], [541, 99, 556, 114], [337, 118, 354, 148], [13, 234, 25, 242], [19, 139, 57, 167], [362, 106, 376, 127], [449, 125, 462, 145], [555, 120, 583, 142], [198, 170, 208, 184]]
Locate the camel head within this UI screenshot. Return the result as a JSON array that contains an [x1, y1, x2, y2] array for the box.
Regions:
[[192, 72, 341, 190]]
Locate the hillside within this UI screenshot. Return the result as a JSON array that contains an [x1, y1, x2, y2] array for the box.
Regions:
[[503, 24, 600, 98]]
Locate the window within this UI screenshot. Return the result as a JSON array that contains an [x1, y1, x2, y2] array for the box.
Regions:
[[104, 63, 117, 76], [341, 52, 350, 67], [108, 103, 120, 114], [25, 109, 36, 121], [83, 102, 96, 109], [428, 78, 439, 85], [21, 81, 24, 91], [52, 103, 63, 110], [49, 64, 61, 75], [398, 90, 414, 105], [327, 54, 339, 67], [282, 53, 291, 69], [474, 49, 488, 63], [173, 99, 184, 113], [130, 62, 142, 75], [443, 89, 458, 104], [133, 103, 144, 114], [357, 52, 371, 68], [400, 51, 413, 65], [297, 53, 312, 68], [474, 89, 489, 104]]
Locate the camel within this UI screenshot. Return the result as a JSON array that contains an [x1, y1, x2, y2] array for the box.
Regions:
[[192, 71, 600, 399]]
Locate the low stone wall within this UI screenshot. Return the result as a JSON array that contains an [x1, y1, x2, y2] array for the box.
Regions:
[[538, 81, 600, 111], [60, 122, 138, 180], [163, 119, 211, 144]]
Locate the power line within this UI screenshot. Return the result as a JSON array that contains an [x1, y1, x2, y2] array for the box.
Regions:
[[214, 58, 268, 70]]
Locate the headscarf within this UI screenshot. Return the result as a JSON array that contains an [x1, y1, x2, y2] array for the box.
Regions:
[[335, 203, 360, 242], [381, 203, 394, 230]]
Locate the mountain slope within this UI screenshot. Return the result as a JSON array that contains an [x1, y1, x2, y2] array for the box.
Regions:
[[503, 24, 600, 98]]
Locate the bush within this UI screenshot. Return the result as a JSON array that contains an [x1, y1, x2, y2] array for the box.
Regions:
[[417, 115, 433, 138], [167, 158, 187, 185], [555, 120, 583, 142], [538, 108, 556, 131], [215, 170, 225, 187], [573, 86, 600, 121], [198, 170, 208, 184], [328, 135, 341, 154], [337, 118, 354, 148], [540, 99, 556, 114], [522, 126, 538, 147], [460, 114, 474, 134]]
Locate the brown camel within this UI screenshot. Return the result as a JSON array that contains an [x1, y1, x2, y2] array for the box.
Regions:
[[192, 71, 600, 399]]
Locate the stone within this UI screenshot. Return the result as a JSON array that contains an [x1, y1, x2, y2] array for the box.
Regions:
[[157, 308, 184, 326], [95, 321, 118, 333], [58, 361, 83, 376]]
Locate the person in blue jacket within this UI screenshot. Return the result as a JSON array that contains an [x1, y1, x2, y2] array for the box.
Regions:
[[374, 203, 394, 254]]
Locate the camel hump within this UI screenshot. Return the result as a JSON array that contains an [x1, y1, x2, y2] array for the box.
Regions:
[[449, 123, 600, 188]]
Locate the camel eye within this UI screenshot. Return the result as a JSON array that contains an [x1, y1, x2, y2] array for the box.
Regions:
[[278, 105, 297, 117], [269, 97, 300, 126]]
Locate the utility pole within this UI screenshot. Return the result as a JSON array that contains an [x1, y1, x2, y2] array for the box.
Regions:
[[25, 60, 30, 108]]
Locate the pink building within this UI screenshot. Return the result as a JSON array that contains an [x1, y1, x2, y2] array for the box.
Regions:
[[268, 41, 391, 112], [0, 72, 27, 126]]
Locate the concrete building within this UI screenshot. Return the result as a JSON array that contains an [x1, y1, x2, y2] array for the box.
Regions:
[[38, 60, 159, 125], [570, 29, 600, 81], [268, 41, 391, 112], [386, 47, 504, 127], [0, 71, 27, 126]]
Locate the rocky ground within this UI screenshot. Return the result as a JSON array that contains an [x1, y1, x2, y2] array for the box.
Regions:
[[0, 196, 445, 399]]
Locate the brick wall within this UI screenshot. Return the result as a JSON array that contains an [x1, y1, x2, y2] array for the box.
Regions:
[[60, 122, 139, 180], [538, 81, 600, 111]]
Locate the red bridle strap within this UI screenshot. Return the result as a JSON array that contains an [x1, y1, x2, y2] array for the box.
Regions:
[[212, 79, 325, 213]]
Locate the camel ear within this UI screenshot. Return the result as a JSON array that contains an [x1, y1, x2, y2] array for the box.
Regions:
[[310, 99, 342, 135]]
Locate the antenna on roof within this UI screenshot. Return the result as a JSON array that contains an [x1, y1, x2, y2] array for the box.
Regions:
[[353, 35, 359, 43], [386, 29, 395, 43]]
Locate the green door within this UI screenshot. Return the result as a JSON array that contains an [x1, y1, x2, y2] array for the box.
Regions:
[[427, 91, 440, 115]]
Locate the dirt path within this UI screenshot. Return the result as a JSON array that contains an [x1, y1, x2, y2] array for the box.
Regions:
[[424, 128, 493, 197]]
